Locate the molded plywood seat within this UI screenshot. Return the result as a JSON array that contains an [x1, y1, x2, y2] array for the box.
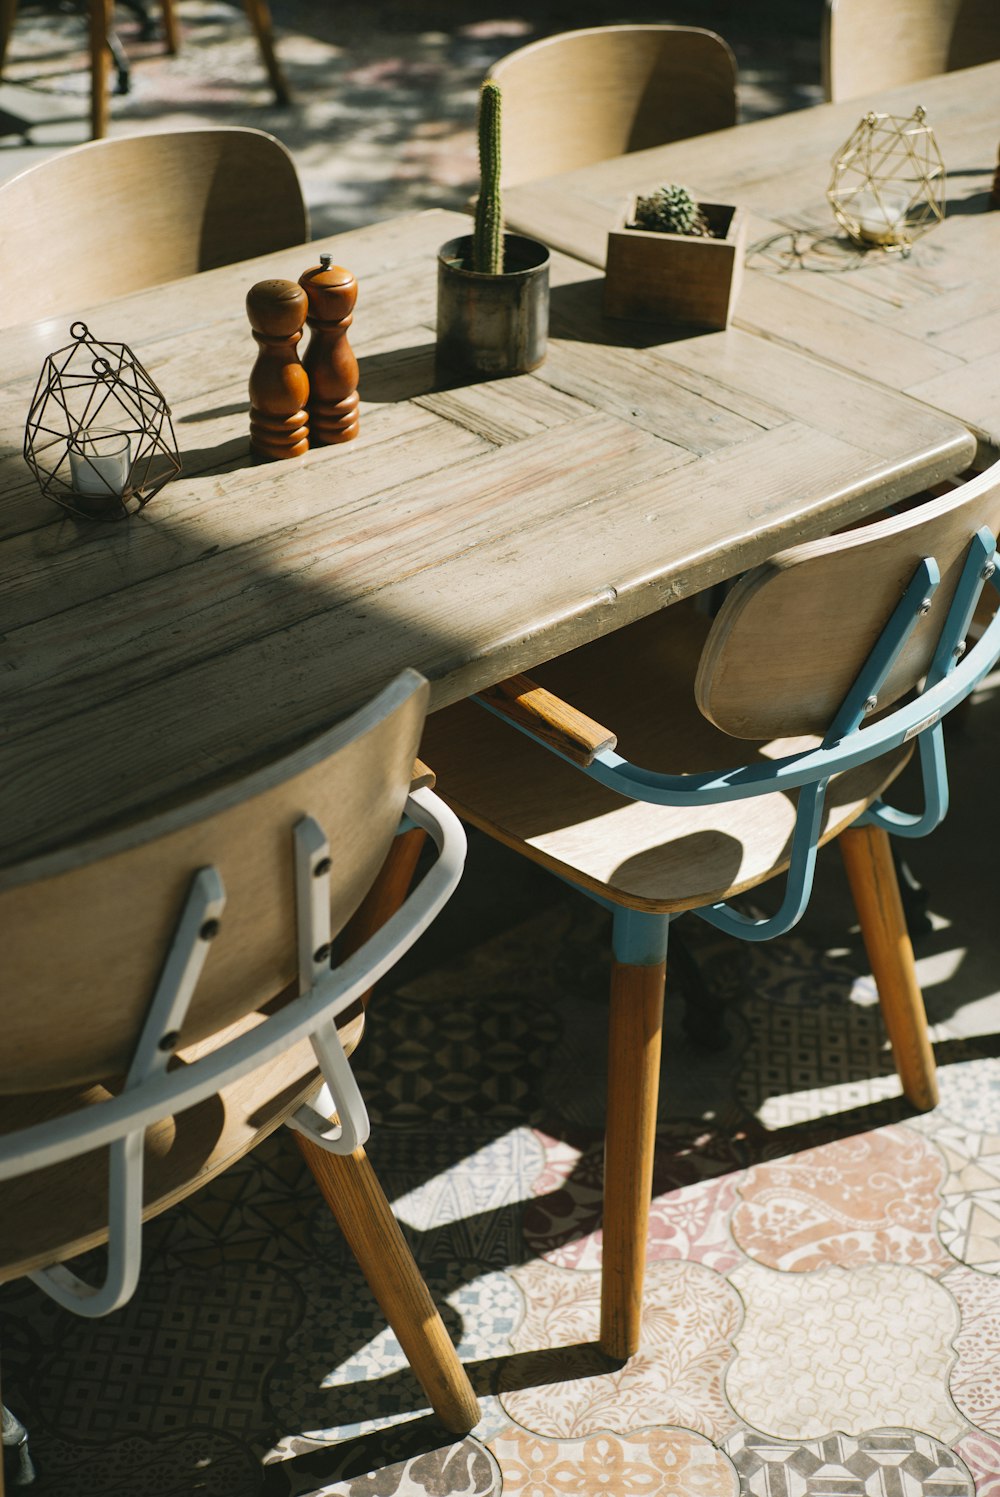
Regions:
[[822, 0, 1000, 101], [0, 127, 308, 330], [0, 670, 479, 1440], [422, 465, 1000, 1365], [487, 24, 738, 189]]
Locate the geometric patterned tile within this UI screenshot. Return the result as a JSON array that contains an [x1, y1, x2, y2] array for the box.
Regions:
[[727, 1262, 965, 1442], [490, 1427, 740, 1496], [499, 1258, 741, 1440], [731, 1126, 952, 1273], [722, 1428, 974, 1496], [930, 1126, 1000, 1272], [735, 992, 906, 1130], [943, 1265, 1000, 1437], [523, 1123, 744, 1273], [953, 1431, 1000, 1496], [931, 1057, 1000, 1135]]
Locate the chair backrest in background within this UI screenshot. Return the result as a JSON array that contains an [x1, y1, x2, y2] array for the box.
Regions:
[[487, 25, 738, 189], [0, 670, 427, 1093], [0, 126, 308, 329], [696, 466, 1000, 739], [821, 0, 1000, 102]]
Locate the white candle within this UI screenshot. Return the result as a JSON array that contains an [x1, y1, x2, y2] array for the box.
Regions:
[[69, 428, 131, 498], [852, 188, 909, 245]]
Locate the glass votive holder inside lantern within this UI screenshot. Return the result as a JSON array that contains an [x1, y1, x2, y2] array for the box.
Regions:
[[67, 428, 132, 513]]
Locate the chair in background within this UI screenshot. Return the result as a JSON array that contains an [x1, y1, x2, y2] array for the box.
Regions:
[[486, 24, 738, 189], [0, 668, 481, 1475], [822, 0, 1000, 102], [0, 126, 308, 330], [0, 0, 289, 138], [421, 464, 1000, 1363]]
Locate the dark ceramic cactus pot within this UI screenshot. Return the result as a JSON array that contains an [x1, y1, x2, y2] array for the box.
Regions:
[[436, 233, 550, 378]]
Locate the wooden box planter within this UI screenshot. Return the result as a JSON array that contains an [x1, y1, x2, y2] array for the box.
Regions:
[[604, 198, 747, 330]]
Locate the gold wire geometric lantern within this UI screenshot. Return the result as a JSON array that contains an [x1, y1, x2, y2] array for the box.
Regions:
[[23, 323, 181, 520], [827, 106, 945, 253]]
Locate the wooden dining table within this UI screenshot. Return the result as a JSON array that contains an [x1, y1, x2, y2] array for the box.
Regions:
[[0, 207, 977, 870], [503, 62, 1000, 463]]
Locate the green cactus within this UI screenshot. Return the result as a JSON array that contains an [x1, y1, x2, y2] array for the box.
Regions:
[[472, 80, 504, 275], [633, 184, 711, 237]]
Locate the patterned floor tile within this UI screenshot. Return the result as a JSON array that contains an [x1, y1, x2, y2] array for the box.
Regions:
[[736, 991, 906, 1130], [929, 1057, 1000, 1134], [942, 1265, 1000, 1438], [731, 1126, 952, 1273], [953, 1431, 1000, 1496], [499, 1258, 740, 1440], [727, 1262, 964, 1442], [523, 1123, 744, 1273], [925, 1125, 1000, 1273], [489, 1427, 740, 1496], [263, 1429, 500, 1496], [722, 1429, 974, 1496]]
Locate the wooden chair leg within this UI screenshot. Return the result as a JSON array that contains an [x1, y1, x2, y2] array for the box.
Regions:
[[294, 1133, 480, 1435], [159, 0, 179, 55], [241, 0, 290, 105], [88, 0, 112, 138], [339, 827, 427, 1009], [0, 0, 18, 75], [600, 955, 665, 1360], [839, 822, 939, 1111]]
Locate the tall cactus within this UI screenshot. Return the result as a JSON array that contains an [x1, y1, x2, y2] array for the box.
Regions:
[[472, 80, 504, 274]]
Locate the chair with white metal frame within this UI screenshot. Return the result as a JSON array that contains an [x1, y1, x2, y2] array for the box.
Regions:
[[0, 669, 480, 1481], [421, 464, 1000, 1364]]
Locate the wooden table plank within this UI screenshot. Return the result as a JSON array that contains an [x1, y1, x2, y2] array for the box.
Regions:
[[0, 209, 976, 868], [503, 63, 1000, 458]]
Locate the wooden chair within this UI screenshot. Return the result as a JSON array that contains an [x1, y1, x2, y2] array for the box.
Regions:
[[486, 24, 738, 190], [421, 465, 1000, 1363], [0, 126, 308, 330], [0, 0, 289, 139], [822, 0, 1000, 101], [0, 668, 480, 1465]]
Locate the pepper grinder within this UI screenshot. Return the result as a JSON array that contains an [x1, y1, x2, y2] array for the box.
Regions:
[[298, 254, 360, 445], [246, 278, 310, 461]]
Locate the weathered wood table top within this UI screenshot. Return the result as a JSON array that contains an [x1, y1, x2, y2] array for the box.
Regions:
[[0, 208, 975, 866], [503, 62, 1000, 461]]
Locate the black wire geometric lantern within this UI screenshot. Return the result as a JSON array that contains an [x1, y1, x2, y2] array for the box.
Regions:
[[23, 323, 181, 520]]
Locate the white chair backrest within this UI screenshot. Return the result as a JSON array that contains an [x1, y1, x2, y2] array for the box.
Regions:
[[487, 25, 738, 189], [697, 467, 1000, 740], [821, 0, 1000, 102], [0, 127, 308, 330], [0, 670, 428, 1093]]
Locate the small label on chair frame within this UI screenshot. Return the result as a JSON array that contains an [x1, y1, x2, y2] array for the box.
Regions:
[[904, 710, 940, 742]]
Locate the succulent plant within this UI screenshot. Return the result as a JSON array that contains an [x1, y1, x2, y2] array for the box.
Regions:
[[633, 184, 712, 237], [472, 80, 504, 274]]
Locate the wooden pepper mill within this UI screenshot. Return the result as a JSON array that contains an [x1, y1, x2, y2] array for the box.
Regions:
[[298, 254, 360, 445], [246, 278, 310, 461]]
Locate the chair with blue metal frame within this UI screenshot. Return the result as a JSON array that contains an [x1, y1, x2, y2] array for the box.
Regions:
[[420, 465, 1000, 1364], [0, 669, 480, 1484]]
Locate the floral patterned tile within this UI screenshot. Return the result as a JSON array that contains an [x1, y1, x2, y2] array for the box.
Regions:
[[523, 1122, 745, 1274], [489, 1427, 740, 1496], [942, 1265, 1000, 1438], [954, 1431, 1000, 1496], [726, 1262, 965, 1443], [722, 1428, 974, 1496], [499, 1258, 740, 1441], [924, 1056, 1000, 1135], [730, 1125, 952, 1273], [262, 1429, 501, 1496]]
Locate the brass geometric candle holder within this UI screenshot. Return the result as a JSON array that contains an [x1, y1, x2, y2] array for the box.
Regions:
[[23, 322, 181, 520], [828, 106, 945, 253]]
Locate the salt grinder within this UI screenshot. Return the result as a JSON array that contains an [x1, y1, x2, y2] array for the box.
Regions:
[[298, 254, 360, 445], [246, 278, 310, 461]]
